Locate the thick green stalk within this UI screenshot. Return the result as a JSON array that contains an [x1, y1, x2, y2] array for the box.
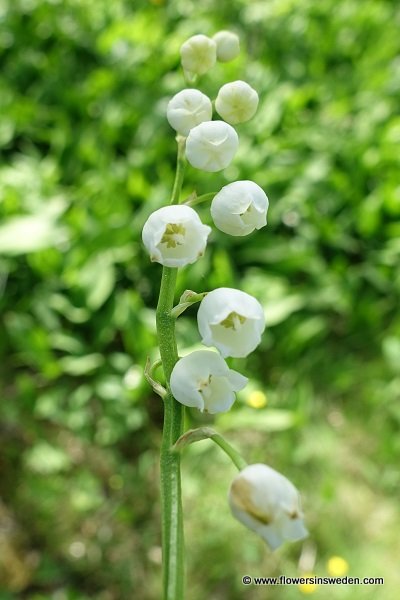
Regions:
[[157, 137, 186, 600]]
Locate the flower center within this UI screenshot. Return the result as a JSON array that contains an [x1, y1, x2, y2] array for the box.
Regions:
[[161, 223, 186, 248], [197, 375, 214, 406], [239, 204, 252, 216], [220, 311, 246, 330]]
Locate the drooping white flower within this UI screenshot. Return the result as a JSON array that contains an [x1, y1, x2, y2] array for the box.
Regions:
[[167, 89, 213, 137], [197, 288, 265, 358], [215, 81, 259, 125], [142, 205, 211, 268], [211, 180, 269, 236], [180, 34, 216, 76], [185, 121, 239, 172], [170, 350, 247, 413], [229, 464, 308, 551], [213, 31, 240, 63]]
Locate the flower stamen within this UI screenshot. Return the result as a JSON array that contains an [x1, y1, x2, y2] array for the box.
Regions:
[[220, 311, 246, 330], [161, 223, 186, 248]]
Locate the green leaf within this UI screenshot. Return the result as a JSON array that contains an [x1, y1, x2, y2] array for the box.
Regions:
[[266, 295, 305, 326], [79, 253, 116, 310], [217, 409, 297, 432], [59, 353, 104, 375], [0, 215, 68, 255], [24, 442, 71, 475]]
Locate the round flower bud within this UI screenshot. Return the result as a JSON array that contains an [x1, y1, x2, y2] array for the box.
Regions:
[[180, 34, 216, 76], [197, 287, 265, 358], [211, 180, 269, 236], [167, 89, 212, 137], [185, 121, 239, 172], [215, 81, 259, 125], [229, 464, 308, 551], [170, 350, 247, 414], [213, 31, 240, 62], [142, 205, 211, 268]]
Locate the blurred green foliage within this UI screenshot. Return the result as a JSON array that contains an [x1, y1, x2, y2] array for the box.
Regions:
[[1, 0, 400, 598]]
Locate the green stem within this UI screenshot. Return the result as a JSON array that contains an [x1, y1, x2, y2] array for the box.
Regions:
[[171, 137, 186, 205], [157, 138, 187, 600], [172, 427, 248, 472], [210, 432, 248, 471], [185, 191, 216, 207]]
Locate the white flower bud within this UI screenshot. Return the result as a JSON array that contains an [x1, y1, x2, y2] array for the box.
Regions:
[[170, 350, 247, 413], [142, 205, 211, 268], [197, 288, 265, 358], [229, 464, 308, 551], [167, 89, 212, 137], [211, 180, 269, 236], [180, 34, 216, 76], [215, 81, 259, 125], [213, 31, 240, 62], [185, 121, 239, 172]]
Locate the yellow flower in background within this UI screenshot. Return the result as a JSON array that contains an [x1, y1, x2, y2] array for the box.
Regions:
[[327, 555, 349, 577], [246, 390, 268, 409], [298, 573, 318, 594]]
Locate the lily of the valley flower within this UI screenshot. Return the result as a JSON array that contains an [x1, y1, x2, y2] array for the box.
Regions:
[[215, 80, 259, 125], [213, 31, 240, 62], [170, 350, 247, 413], [142, 205, 211, 267], [185, 121, 239, 172], [197, 287, 265, 358], [167, 89, 212, 137], [229, 464, 308, 551], [180, 34, 216, 76], [211, 180, 269, 236]]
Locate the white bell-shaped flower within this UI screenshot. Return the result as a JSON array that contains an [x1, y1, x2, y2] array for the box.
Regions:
[[180, 34, 216, 76], [142, 205, 211, 268], [215, 81, 259, 125], [167, 89, 213, 137], [211, 180, 269, 236], [197, 288, 265, 358], [186, 121, 239, 172], [213, 31, 240, 63], [170, 350, 247, 413], [229, 464, 308, 551]]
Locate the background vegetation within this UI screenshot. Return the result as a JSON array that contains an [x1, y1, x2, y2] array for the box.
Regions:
[[1, 0, 399, 598]]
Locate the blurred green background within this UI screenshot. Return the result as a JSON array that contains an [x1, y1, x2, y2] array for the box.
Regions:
[[1, 0, 400, 598]]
